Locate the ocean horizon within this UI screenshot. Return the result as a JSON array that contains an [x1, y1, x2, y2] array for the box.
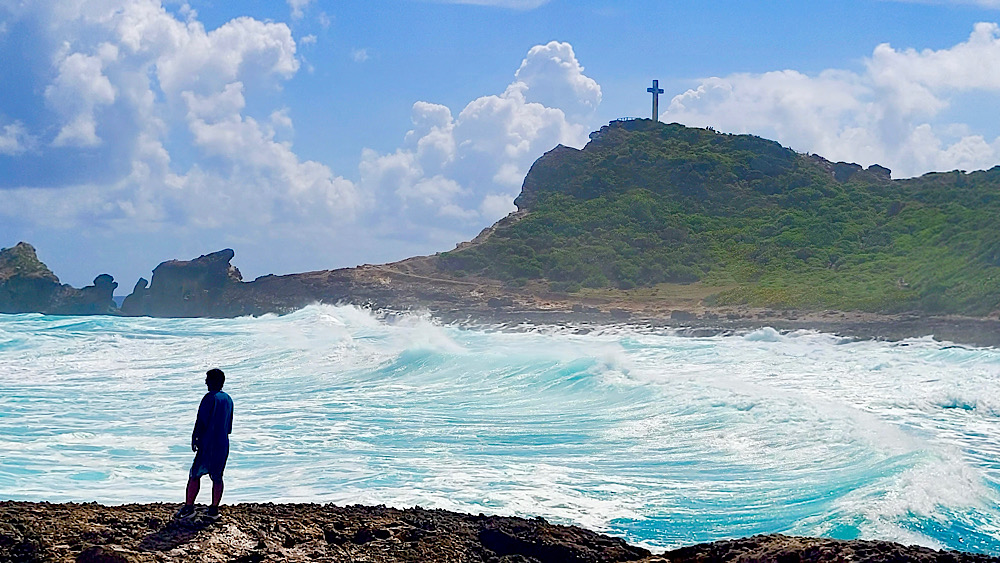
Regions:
[[2, 304, 999, 554]]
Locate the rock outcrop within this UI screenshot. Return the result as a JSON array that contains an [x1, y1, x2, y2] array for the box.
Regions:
[[0, 501, 649, 563], [660, 534, 998, 563], [1, 502, 996, 563], [121, 249, 243, 317], [0, 242, 117, 315], [117, 247, 505, 318]]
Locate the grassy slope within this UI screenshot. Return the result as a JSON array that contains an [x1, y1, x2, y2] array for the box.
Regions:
[[438, 120, 1000, 315]]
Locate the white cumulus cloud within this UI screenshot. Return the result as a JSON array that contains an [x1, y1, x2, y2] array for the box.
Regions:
[[3, 0, 358, 234], [665, 22, 1000, 178], [46, 49, 118, 147], [359, 40, 600, 239]]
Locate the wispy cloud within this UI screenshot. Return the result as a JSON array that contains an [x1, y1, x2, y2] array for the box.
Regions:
[[351, 48, 369, 62], [287, 0, 313, 19], [0, 121, 34, 155]]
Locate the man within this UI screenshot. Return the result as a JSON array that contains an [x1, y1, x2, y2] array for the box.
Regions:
[[175, 368, 234, 519]]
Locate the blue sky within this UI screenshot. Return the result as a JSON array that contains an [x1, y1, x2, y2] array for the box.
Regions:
[[3, 0, 1000, 288]]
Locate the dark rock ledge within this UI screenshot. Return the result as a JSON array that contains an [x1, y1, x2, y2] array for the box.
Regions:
[[1, 501, 996, 563]]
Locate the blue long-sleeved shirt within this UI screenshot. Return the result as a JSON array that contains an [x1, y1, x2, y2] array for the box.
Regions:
[[192, 390, 233, 451]]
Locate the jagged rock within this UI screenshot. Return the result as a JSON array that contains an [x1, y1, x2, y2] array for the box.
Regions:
[[0, 501, 651, 563], [868, 164, 892, 180], [0, 242, 118, 315], [514, 144, 583, 211], [50, 274, 119, 315], [2, 502, 996, 563], [122, 249, 243, 317], [832, 161, 863, 182], [0, 241, 60, 313], [119, 278, 148, 316], [663, 534, 997, 563]]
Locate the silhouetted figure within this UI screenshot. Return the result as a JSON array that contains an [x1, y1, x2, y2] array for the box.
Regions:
[[175, 368, 233, 519]]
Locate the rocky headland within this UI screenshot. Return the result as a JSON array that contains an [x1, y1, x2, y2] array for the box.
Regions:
[[0, 243, 117, 316], [1, 501, 996, 563]]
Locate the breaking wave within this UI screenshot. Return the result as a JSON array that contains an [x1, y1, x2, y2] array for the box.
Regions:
[[1, 305, 1000, 553]]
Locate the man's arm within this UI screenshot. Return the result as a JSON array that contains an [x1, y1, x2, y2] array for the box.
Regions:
[[191, 394, 211, 451]]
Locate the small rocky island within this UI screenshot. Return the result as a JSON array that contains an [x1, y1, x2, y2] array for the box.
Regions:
[[2, 501, 996, 563]]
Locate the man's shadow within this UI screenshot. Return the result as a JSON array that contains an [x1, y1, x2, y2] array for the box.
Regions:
[[139, 514, 216, 552]]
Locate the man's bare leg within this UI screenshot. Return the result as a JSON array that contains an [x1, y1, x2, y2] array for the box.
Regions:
[[185, 476, 200, 506], [211, 478, 224, 507]]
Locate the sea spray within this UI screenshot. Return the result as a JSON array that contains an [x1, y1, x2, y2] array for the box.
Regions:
[[1, 305, 1000, 553]]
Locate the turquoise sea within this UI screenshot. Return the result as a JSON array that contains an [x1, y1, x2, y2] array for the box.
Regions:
[[2, 304, 1000, 553]]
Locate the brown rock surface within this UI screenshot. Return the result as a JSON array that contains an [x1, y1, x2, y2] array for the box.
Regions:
[[0, 501, 647, 563], [2, 503, 997, 563], [658, 534, 998, 563]]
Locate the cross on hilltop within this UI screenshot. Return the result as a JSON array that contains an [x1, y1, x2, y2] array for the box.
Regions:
[[647, 79, 664, 120]]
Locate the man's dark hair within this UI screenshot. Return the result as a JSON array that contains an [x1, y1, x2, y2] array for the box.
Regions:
[[206, 368, 225, 391]]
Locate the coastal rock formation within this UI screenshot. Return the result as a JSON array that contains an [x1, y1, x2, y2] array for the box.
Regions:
[[0, 242, 59, 313], [0, 242, 117, 315], [117, 247, 508, 318], [121, 249, 243, 317], [48, 273, 119, 315], [513, 143, 582, 211], [660, 534, 998, 563], [0, 501, 648, 563], [1, 502, 996, 563]]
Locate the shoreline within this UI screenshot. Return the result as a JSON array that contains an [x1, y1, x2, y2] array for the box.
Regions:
[[11, 297, 1000, 349], [414, 302, 1000, 348], [333, 264, 1000, 348], [2, 501, 997, 563]]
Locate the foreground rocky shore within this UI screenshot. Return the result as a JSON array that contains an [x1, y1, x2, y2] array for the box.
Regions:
[[0, 502, 996, 563]]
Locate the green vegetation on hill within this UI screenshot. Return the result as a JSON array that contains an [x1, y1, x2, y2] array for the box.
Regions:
[[0, 242, 58, 282], [438, 119, 1000, 315]]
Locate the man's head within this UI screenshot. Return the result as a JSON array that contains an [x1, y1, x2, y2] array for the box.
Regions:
[[206, 368, 225, 392]]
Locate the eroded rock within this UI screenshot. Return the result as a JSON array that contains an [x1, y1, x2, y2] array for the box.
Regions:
[[0, 242, 117, 315]]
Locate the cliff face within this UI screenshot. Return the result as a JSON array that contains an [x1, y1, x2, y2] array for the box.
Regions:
[[121, 249, 244, 317], [513, 143, 582, 211], [0, 242, 118, 315]]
